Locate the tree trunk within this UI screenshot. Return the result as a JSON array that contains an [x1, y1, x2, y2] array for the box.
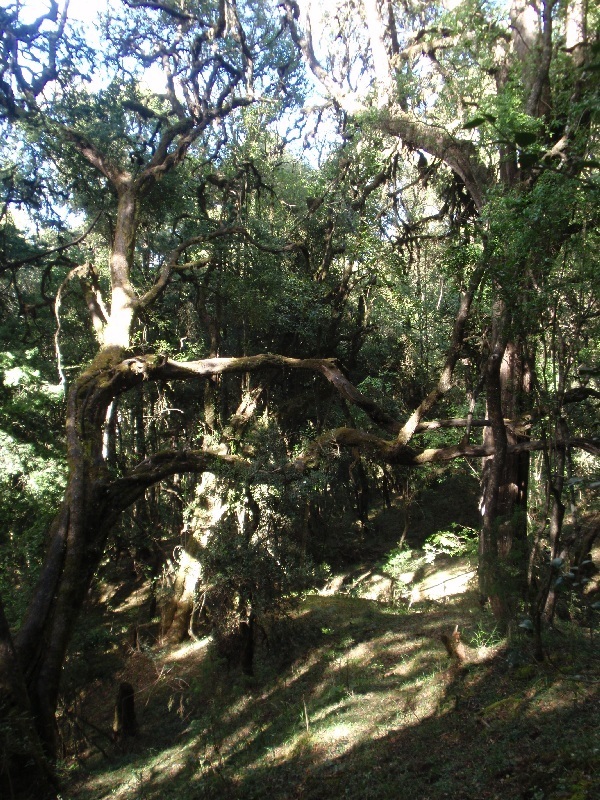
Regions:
[[239, 611, 255, 677], [480, 310, 530, 623], [542, 418, 568, 622], [497, 341, 530, 591], [479, 307, 508, 619], [0, 597, 58, 800], [113, 682, 137, 740], [14, 349, 132, 756], [160, 538, 203, 644]]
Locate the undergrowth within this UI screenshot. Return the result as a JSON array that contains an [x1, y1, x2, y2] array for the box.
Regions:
[[65, 590, 599, 800]]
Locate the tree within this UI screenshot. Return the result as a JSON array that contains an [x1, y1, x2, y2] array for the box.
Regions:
[[1, 0, 311, 781], [283, 0, 599, 617], [0, 2, 598, 794]]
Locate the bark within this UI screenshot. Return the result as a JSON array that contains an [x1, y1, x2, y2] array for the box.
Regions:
[[566, 0, 588, 69], [283, 0, 491, 210], [0, 597, 58, 800], [480, 330, 533, 623], [239, 611, 255, 677], [113, 682, 137, 740], [479, 299, 510, 620], [362, 0, 394, 106], [160, 537, 203, 644], [15, 353, 126, 755], [103, 185, 139, 348], [542, 419, 568, 622], [393, 263, 485, 449], [5, 337, 597, 759], [12, 351, 244, 755]]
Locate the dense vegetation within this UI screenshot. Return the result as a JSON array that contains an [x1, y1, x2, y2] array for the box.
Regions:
[[0, 1, 598, 798]]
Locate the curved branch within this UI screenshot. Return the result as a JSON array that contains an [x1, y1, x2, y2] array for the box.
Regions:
[[136, 224, 308, 312], [134, 352, 402, 434], [295, 427, 600, 470], [2, 212, 102, 274], [105, 449, 245, 512], [283, 0, 491, 210], [101, 348, 598, 478], [62, 128, 129, 189], [122, 0, 198, 22], [378, 110, 490, 211]]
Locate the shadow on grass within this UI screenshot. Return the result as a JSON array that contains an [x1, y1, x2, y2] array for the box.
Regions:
[[68, 597, 600, 800]]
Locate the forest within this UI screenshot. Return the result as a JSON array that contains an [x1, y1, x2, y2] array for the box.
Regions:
[[0, 0, 599, 798]]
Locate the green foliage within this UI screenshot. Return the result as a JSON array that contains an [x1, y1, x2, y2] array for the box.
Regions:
[[464, 621, 505, 649], [380, 545, 420, 598], [0, 0, 597, 736], [423, 524, 478, 563], [381, 545, 414, 581], [0, 351, 66, 625], [203, 513, 322, 622]]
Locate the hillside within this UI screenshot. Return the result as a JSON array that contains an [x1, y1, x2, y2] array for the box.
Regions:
[[65, 543, 600, 800]]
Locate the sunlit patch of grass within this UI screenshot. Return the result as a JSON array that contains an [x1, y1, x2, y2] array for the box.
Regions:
[[162, 635, 212, 663], [67, 588, 600, 800]]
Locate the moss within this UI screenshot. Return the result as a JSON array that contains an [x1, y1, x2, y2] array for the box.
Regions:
[[481, 693, 524, 721], [564, 778, 593, 800], [513, 664, 537, 680]]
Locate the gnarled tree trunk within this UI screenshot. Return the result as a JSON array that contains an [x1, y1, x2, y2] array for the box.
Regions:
[[14, 348, 132, 756]]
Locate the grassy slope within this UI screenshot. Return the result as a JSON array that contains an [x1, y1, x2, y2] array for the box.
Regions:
[[66, 585, 599, 800]]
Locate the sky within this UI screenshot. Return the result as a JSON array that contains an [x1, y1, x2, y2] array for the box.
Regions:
[[20, 0, 111, 25]]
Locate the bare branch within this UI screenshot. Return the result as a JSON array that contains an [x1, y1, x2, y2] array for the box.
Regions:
[[122, 0, 198, 22], [393, 262, 485, 450], [563, 387, 600, 403], [283, 1, 491, 209], [282, 0, 361, 113], [295, 427, 600, 469], [144, 353, 402, 433], [378, 111, 490, 211], [136, 224, 309, 311]]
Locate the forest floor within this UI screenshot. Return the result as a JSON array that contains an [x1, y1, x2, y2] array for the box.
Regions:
[[62, 499, 600, 800]]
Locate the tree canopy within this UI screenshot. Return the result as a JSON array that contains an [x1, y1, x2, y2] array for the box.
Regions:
[[0, 1, 598, 796]]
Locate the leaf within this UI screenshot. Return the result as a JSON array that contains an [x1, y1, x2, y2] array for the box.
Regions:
[[591, 602, 600, 610], [514, 131, 537, 147], [463, 117, 489, 130], [551, 557, 564, 570]]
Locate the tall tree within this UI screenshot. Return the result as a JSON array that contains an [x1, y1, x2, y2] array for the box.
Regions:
[[0, 2, 598, 795], [283, 0, 599, 616]]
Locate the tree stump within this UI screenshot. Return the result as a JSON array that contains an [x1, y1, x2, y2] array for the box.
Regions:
[[113, 682, 137, 740], [441, 625, 467, 664]]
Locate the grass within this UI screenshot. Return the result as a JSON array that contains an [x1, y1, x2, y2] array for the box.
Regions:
[[64, 587, 600, 800]]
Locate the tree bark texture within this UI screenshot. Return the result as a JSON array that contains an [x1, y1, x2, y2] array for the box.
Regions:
[[0, 597, 58, 799], [481, 339, 531, 620]]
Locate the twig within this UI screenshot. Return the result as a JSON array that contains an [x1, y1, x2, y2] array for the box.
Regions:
[[302, 695, 310, 734]]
